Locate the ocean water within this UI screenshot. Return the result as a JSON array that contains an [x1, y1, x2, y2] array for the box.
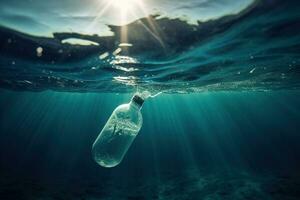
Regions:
[[0, 0, 299, 93], [1, 0, 300, 199], [0, 91, 300, 199]]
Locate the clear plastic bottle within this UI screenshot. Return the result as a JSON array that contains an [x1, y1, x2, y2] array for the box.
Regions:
[[92, 94, 144, 168]]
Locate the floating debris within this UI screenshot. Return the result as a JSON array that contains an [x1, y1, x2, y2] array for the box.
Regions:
[[92, 92, 146, 168], [113, 76, 139, 85], [119, 43, 133, 47], [36, 47, 43, 57], [99, 52, 109, 60], [24, 80, 32, 84], [62, 38, 99, 46], [113, 48, 122, 56], [249, 68, 256, 74], [113, 65, 139, 72], [110, 55, 138, 65]]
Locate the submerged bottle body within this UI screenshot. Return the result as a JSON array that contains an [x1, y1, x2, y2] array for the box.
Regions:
[[92, 101, 143, 168]]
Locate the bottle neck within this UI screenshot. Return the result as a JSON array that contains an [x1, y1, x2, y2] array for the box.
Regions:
[[130, 101, 142, 110], [130, 95, 144, 110]]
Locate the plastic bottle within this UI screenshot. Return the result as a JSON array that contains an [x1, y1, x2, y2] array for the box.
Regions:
[[92, 93, 144, 168]]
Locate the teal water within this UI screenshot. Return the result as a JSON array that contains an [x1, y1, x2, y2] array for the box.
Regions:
[[0, 90, 300, 199], [1, 0, 300, 199], [0, 0, 300, 93]]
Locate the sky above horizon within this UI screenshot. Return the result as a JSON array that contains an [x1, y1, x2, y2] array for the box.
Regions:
[[0, 0, 254, 37]]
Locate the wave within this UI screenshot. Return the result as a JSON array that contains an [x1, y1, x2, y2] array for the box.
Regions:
[[0, 0, 299, 93]]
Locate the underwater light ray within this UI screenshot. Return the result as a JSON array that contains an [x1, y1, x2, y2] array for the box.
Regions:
[[115, 0, 166, 49], [136, 2, 167, 50], [120, 8, 129, 44], [179, 94, 238, 168], [130, 11, 166, 50], [2, 92, 72, 170], [39, 92, 130, 172], [144, 102, 163, 197], [157, 95, 199, 170], [110, 0, 166, 49], [169, 95, 212, 173], [212, 93, 294, 169], [206, 93, 251, 169], [85, 0, 114, 34]]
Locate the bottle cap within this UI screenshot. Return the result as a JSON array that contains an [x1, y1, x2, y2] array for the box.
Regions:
[[132, 94, 144, 107]]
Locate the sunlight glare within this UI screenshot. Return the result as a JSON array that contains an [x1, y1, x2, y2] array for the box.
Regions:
[[111, 0, 139, 12]]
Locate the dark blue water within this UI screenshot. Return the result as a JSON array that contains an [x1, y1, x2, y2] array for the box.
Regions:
[[0, 90, 300, 199], [1, 0, 300, 199]]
